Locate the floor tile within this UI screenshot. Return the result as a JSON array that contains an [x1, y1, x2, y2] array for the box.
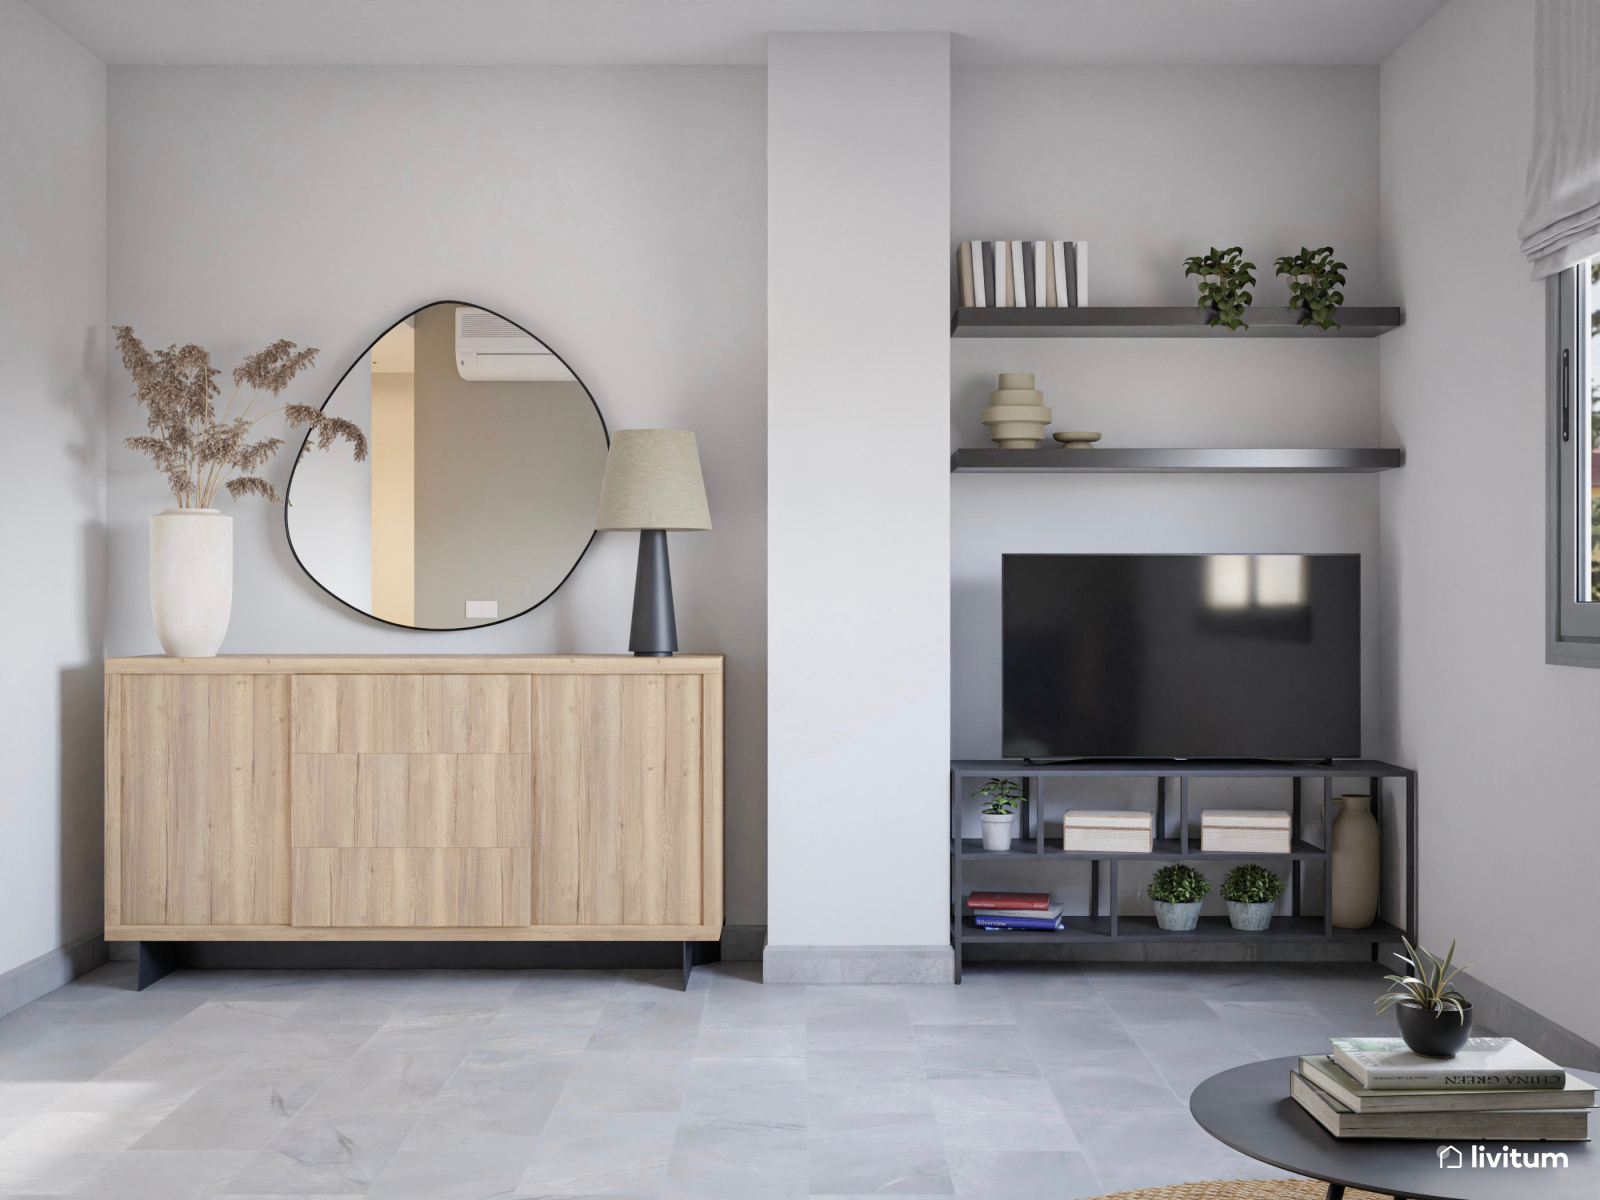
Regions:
[[130, 1075, 325, 1151], [516, 1111, 677, 1198], [807, 1110, 953, 1196], [946, 1149, 1101, 1199], [302, 1045, 468, 1114], [365, 1149, 530, 1200], [554, 1050, 692, 1115], [224, 1110, 418, 1195], [914, 1024, 1040, 1080], [72, 1148, 258, 1199]]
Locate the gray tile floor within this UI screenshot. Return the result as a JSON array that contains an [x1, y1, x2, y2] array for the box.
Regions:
[[0, 958, 1407, 1198]]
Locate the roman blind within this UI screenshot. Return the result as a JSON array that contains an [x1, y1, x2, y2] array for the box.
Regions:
[[1520, 0, 1600, 278]]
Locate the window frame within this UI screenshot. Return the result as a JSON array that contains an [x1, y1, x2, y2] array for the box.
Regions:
[[1546, 265, 1600, 663]]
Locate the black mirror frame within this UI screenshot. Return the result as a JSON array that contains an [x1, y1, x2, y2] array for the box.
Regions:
[[282, 299, 609, 632]]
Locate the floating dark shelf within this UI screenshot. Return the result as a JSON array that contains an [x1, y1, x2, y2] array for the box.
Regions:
[[951, 306, 1403, 338], [959, 915, 1406, 944], [957, 836, 1329, 862], [950, 447, 1404, 474]]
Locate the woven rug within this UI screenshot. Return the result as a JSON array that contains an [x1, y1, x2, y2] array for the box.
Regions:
[[1084, 1181, 1390, 1200]]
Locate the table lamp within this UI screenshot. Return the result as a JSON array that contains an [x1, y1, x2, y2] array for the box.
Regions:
[[594, 429, 712, 656]]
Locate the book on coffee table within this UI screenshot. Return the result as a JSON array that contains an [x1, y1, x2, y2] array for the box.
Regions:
[[1300, 1055, 1596, 1114], [1329, 1037, 1567, 1090], [1290, 1071, 1590, 1140]]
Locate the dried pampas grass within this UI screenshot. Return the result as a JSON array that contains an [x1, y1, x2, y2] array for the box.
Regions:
[[115, 326, 367, 507]]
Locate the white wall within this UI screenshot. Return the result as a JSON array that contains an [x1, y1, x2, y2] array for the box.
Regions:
[[0, 0, 107, 975], [952, 67, 1384, 917], [286, 357, 372, 613], [1380, 2, 1600, 1045], [766, 34, 952, 958], [105, 66, 770, 926]]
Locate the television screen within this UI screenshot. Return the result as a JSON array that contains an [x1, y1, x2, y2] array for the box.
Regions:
[[1002, 554, 1360, 759]]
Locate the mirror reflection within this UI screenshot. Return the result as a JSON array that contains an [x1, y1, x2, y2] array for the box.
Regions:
[[286, 302, 608, 629]]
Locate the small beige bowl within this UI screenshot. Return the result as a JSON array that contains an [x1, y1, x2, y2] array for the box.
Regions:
[[1053, 431, 1102, 450]]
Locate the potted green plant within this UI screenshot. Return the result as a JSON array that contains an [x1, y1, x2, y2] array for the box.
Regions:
[[1376, 937, 1473, 1058], [1148, 863, 1210, 930], [1274, 246, 1347, 331], [1220, 863, 1284, 931], [972, 779, 1024, 851], [1182, 246, 1256, 330]]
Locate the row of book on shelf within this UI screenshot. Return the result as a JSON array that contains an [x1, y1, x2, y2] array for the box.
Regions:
[[958, 240, 1088, 308], [1291, 1037, 1592, 1140]]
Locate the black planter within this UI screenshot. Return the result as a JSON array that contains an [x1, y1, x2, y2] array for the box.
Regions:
[[1396, 1000, 1473, 1057]]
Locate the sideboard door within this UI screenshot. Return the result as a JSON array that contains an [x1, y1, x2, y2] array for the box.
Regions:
[[289, 675, 532, 927], [118, 673, 292, 926], [530, 673, 705, 927]]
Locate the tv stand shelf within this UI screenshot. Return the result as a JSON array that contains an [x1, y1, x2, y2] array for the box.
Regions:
[[949, 758, 1416, 982]]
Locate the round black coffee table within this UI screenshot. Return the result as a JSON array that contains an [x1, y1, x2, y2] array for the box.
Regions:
[[1190, 1057, 1600, 1200]]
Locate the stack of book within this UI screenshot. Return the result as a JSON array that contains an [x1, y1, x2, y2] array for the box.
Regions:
[[966, 890, 1064, 931], [1290, 1037, 1593, 1140], [958, 240, 1087, 308]]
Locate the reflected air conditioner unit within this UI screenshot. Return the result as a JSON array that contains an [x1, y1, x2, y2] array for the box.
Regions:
[[454, 307, 569, 381]]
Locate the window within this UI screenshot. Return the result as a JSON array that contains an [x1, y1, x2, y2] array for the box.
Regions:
[[1547, 259, 1600, 662]]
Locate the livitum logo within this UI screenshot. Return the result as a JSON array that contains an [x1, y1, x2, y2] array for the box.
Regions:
[[1437, 1144, 1571, 1169]]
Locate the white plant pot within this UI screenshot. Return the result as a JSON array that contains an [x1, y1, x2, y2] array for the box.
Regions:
[[979, 812, 1015, 852], [150, 509, 233, 657]]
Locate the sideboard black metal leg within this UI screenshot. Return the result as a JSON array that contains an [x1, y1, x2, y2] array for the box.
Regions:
[[680, 940, 721, 990], [136, 942, 178, 991]]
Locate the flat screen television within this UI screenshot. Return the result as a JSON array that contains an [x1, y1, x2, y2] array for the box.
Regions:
[[1002, 553, 1360, 760]]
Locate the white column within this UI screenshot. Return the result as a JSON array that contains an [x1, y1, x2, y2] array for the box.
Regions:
[[765, 33, 952, 983]]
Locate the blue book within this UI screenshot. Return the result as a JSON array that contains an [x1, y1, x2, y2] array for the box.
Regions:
[[974, 913, 1065, 931]]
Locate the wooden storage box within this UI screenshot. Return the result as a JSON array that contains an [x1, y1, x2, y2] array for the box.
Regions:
[[1201, 809, 1291, 854], [1063, 810, 1153, 853]]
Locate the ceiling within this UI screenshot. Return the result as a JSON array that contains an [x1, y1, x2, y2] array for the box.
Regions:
[[27, 0, 1445, 67]]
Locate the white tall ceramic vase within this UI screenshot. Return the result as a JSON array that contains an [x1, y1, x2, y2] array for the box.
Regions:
[[150, 509, 233, 657]]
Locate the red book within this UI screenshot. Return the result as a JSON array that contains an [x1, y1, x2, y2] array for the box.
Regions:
[[965, 891, 1051, 910]]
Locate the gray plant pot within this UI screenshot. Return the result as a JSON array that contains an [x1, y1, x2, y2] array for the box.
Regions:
[[1226, 900, 1274, 931], [1152, 900, 1202, 931]]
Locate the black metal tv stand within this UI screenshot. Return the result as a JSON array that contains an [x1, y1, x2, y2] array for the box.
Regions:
[[949, 758, 1416, 983]]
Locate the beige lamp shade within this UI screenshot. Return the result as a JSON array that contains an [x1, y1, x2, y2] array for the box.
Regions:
[[594, 429, 712, 531]]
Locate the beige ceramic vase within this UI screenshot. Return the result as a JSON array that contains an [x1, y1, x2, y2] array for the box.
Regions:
[[981, 372, 1052, 448], [1327, 794, 1379, 929]]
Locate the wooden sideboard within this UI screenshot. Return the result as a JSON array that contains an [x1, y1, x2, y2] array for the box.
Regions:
[[104, 656, 723, 953]]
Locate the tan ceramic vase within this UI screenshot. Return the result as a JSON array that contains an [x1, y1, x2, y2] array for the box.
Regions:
[[981, 372, 1052, 448], [1327, 794, 1379, 929]]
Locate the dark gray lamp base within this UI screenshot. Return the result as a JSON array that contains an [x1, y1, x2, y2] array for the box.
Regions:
[[630, 529, 677, 656]]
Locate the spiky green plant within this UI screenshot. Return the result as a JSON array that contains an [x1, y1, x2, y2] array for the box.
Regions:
[[1375, 937, 1472, 1020], [1148, 863, 1211, 904], [1274, 246, 1347, 331], [971, 778, 1024, 816], [1220, 863, 1284, 904], [1182, 246, 1256, 330]]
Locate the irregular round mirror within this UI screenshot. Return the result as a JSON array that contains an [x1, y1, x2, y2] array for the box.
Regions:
[[286, 302, 608, 629]]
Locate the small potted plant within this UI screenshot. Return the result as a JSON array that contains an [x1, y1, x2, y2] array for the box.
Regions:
[[972, 778, 1024, 851], [1220, 863, 1284, 931], [1148, 863, 1210, 930], [1376, 937, 1473, 1057], [1182, 246, 1256, 330], [1274, 246, 1347, 331]]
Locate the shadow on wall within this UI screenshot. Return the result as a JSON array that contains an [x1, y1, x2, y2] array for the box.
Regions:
[[60, 659, 105, 946]]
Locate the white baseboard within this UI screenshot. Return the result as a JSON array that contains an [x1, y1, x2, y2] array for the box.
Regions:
[[1455, 969, 1600, 1071], [763, 944, 953, 984], [0, 932, 109, 1018]]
